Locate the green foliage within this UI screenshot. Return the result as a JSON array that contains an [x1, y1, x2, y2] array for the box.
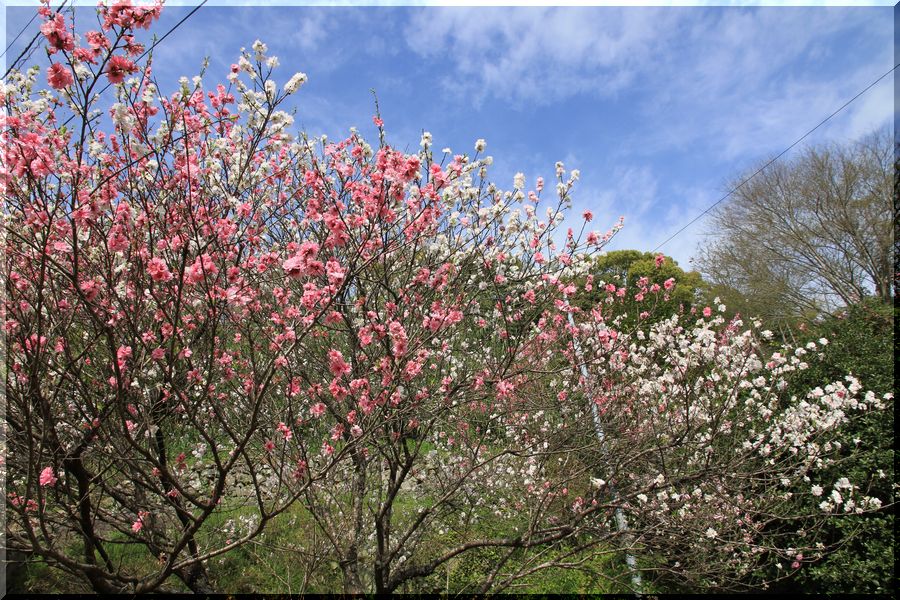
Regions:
[[444, 544, 623, 594], [798, 514, 895, 594], [795, 299, 895, 394], [7, 556, 92, 594], [767, 299, 895, 594], [573, 250, 704, 327]]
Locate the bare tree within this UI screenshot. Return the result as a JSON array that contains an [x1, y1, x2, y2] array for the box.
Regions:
[[696, 127, 894, 323]]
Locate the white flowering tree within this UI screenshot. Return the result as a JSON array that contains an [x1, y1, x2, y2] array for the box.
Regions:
[[570, 308, 890, 590], [2, 1, 890, 594]]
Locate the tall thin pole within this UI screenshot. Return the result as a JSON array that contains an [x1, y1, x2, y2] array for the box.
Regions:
[[568, 312, 642, 594]]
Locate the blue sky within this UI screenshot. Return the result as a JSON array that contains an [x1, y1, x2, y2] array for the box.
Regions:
[[3, 3, 894, 269]]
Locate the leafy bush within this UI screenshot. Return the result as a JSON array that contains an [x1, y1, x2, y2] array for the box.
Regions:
[[768, 299, 895, 594]]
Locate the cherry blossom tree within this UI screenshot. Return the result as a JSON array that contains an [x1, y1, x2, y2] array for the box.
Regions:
[[2, 1, 891, 594]]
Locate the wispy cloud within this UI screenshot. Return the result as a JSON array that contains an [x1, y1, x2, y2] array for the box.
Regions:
[[579, 165, 659, 218], [403, 6, 891, 268], [644, 8, 893, 160], [404, 7, 676, 108], [404, 6, 891, 152], [582, 177, 716, 269]]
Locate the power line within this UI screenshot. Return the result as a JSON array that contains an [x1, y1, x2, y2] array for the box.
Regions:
[[3, 0, 206, 83], [5, 0, 208, 190], [2, 0, 69, 80], [1, 11, 39, 61], [52, 0, 210, 189], [42, 0, 207, 135], [653, 61, 899, 253], [83, 0, 209, 101], [137, 0, 208, 65]]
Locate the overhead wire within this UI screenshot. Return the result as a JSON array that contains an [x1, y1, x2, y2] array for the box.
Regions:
[[3, 0, 207, 84], [1, 9, 39, 61], [50, 0, 208, 134], [2, 0, 69, 80], [75, 0, 209, 105], [6, 0, 892, 260], [653, 61, 899, 253], [136, 0, 209, 65]]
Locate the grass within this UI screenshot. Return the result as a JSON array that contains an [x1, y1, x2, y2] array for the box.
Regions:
[[10, 434, 632, 594], [11, 489, 633, 594]]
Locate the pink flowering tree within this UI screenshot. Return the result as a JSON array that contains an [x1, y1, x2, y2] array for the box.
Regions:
[[3, 1, 332, 592], [2, 1, 891, 594]]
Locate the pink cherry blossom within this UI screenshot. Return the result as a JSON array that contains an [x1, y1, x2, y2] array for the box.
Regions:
[[39, 13, 74, 54], [79, 280, 100, 301], [276, 422, 293, 441], [327, 350, 351, 378], [39, 466, 58, 487], [147, 257, 172, 282], [46, 63, 74, 90], [105, 55, 137, 84], [2, 5, 887, 591], [116, 345, 133, 370], [282, 254, 306, 279]]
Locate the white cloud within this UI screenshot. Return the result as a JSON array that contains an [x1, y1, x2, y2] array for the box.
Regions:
[[568, 168, 716, 268], [630, 8, 892, 160], [836, 77, 893, 143], [404, 6, 891, 156], [288, 10, 331, 51], [582, 165, 659, 217], [407, 6, 891, 271], [405, 7, 676, 107]]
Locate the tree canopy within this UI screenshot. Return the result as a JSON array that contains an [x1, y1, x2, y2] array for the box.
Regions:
[[574, 249, 705, 326], [695, 127, 894, 326]]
